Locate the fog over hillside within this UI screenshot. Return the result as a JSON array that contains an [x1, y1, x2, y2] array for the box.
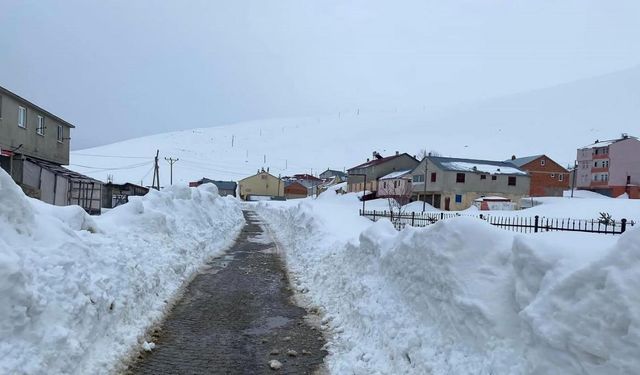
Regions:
[[70, 66, 640, 185]]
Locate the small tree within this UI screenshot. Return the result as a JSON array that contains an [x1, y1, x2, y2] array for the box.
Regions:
[[386, 177, 413, 216]]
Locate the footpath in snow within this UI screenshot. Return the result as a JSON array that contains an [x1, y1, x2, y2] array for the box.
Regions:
[[0, 169, 244, 374], [256, 192, 640, 375]]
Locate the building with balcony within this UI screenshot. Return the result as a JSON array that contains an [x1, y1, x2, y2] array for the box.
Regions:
[[576, 134, 640, 198]]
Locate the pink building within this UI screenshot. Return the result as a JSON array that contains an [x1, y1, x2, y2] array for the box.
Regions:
[[576, 134, 640, 198], [377, 169, 413, 204]]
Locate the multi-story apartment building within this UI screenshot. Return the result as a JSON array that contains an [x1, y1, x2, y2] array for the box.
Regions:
[[576, 134, 640, 199], [0, 85, 102, 213]]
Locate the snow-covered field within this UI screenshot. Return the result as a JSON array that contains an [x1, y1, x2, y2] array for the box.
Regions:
[[0, 169, 244, 374], [256, 191, 640, 374]]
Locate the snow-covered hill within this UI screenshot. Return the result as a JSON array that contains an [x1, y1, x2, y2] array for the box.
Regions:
[[70, 66, 640, 185]]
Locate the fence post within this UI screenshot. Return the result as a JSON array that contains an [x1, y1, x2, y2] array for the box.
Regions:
[[411, 212, 415, 226], [621, 218, 627, 233], [373, 210, 376, 221], [479, 214, 483, 220], [359, 209, 362, 216], [534, 215, 539, 233], [440, 212, 444, 220], [390, 210, 394, 221]]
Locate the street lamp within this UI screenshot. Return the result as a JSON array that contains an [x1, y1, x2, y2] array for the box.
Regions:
[[349, 173, 367, 213]]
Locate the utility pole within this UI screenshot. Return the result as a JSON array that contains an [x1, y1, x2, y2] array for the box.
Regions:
[[571, 161, 577, 198], [151, 150, 160, 190], [231, 135, 235, 147], [165, 157, 179, 185], [422, 155, 428, 212]]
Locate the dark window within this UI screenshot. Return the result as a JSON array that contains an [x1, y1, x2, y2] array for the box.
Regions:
[[455, 194, 462, 203], [57, 125, 64, 142], [491, 175, 497, 181], [508, 176, 516, 186], [456, 173, 465, 183], [431, 172, 436, 182], [627, 176, 631, 184], [413, 175, 424, 183], [480, 175, 487, 180]]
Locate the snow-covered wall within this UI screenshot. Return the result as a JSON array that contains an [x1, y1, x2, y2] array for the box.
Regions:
[[257, 194, 640, 374], [0, 169, 244, 374]]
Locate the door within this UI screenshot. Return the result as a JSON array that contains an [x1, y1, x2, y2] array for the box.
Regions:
[[434, 194, 441, 209], [444, 196, 450, 211]]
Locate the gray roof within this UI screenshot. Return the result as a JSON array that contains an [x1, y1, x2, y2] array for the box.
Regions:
[[506, 155, 544, 167], [198, 178, 237, 190], [320, 169, 347, 177], [425, 156, 527, 175]]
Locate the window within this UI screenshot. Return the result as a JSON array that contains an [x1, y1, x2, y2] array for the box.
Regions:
[[431, 172, 436, 182], [456, 173, 465, 183], [550, 173, 555, 178], [540, 159, 546, 166], [480, 175, 487, 180], [491, 175, 497, 181], [593, 174, 598, 181], [508, 176, 516, 186], [37, 115, 45, 135], [413, 175, 424, 183], [18, 106, 27, 128], [628, 176, 632, 184], [455, 194, 462, 203], [383, 181, 387, 188], [393, 180, 398, 188], [559, 174, 564, 181], [57, 125, 64, 142]]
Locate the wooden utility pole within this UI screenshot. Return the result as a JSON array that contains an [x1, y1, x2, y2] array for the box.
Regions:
[[151, 150, 160, 190], [165, 157, 179, 185], [422, 156, 428, 212]]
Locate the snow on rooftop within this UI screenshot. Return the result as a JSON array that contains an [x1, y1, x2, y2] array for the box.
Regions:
[[379, 170, 412, 180], [441, 161, 527, 175]]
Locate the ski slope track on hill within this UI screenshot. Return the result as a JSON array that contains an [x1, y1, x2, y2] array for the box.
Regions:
[[70, 66, 640, 186]]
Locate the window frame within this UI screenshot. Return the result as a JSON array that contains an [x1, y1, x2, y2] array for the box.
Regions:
[[455, 194, 462, 203], [480, 174, 487, 180], [57, 125, 64, 143], [508, 176, 516, 186], [456, 173, 465, 183], [540, 159, 546, 166], [18, 106, 27, 128], [36, 115, 45, 136], [431, 172, 436, 182], [559, 174, 564, 182], [491, 175, 497, 181]]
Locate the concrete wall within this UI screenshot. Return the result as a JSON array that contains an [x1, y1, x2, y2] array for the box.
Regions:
[[239, 171, 284, 200], [609, 138, 640, 187], [0, 92, 71, 165]]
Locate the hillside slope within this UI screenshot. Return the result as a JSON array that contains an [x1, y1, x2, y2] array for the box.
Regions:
[[70, 66, 640, 185]]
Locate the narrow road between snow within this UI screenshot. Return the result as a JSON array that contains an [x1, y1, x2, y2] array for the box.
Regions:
[[125, 210, 327, 374]]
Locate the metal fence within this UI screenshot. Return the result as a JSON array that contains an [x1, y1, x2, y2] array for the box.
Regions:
[[360, 210, 635, 235]]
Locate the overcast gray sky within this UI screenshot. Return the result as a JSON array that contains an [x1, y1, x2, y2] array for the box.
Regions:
[[1, 0, 639, 149]]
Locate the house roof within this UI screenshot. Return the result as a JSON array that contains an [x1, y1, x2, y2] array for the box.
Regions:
[[379, 170, 412, 180], [348, 153, 417, 171], [506, 155, 544, 167], [580, 135, 638, 149], [0, 85, 75, 128], [320, 169, 347, 177], [105, 182, 149, 191], [239, 170, 280, 183], [25, 157, 101, 183], [427, 156, 528, 175], [293, 173, 322, 181]]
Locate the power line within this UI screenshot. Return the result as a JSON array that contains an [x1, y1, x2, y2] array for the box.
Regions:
[[72, 152, 153, 159]]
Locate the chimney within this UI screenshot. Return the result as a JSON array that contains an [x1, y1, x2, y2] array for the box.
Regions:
[[511, 155, 516, 160], [366, 158, 370, 162], [395, 151, 399, 156]]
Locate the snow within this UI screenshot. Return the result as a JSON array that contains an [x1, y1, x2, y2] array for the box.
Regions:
[[379, 170, 412, 180], [68, 66, 640, 187], [256, 190, 640, 374], [441, 161, 527, 175], [0, 169, 244, 374]]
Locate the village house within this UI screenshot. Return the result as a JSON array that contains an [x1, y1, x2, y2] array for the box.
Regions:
[[102, 182, 149, 209], [0, 85, 102, 214], [238, 168, 284, 200], [576, 134, 640, 198], [347, 151, 419, 198], [410, 156, 531, 211], [291, 173, 323, 196], [319, 168, 347, 182], [284, 180, 308, 199], [189, 177, 237, 197], [507, 154, 569, 197], [377, 170, 413, 204]]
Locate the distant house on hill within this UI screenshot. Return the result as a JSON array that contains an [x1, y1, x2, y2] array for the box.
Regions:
[[576, 134, 640, 198], [284, 181, 308, 199], [102, 182, 149, 208], [189, 178, 237, 197], [507, 154, 569, 197], [0, 85, 102, 214], [410, 156, 530, 211], [347, 151, 419, 198], [319, 169, 347, 182], [238, 168, 284, 200]]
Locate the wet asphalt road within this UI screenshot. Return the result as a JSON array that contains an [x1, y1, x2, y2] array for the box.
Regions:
[[125, 210, 327, 375]]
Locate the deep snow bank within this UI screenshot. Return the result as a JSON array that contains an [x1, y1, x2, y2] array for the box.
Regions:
[[0, 169, 244, 374], [257, 194, 639, 374]]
